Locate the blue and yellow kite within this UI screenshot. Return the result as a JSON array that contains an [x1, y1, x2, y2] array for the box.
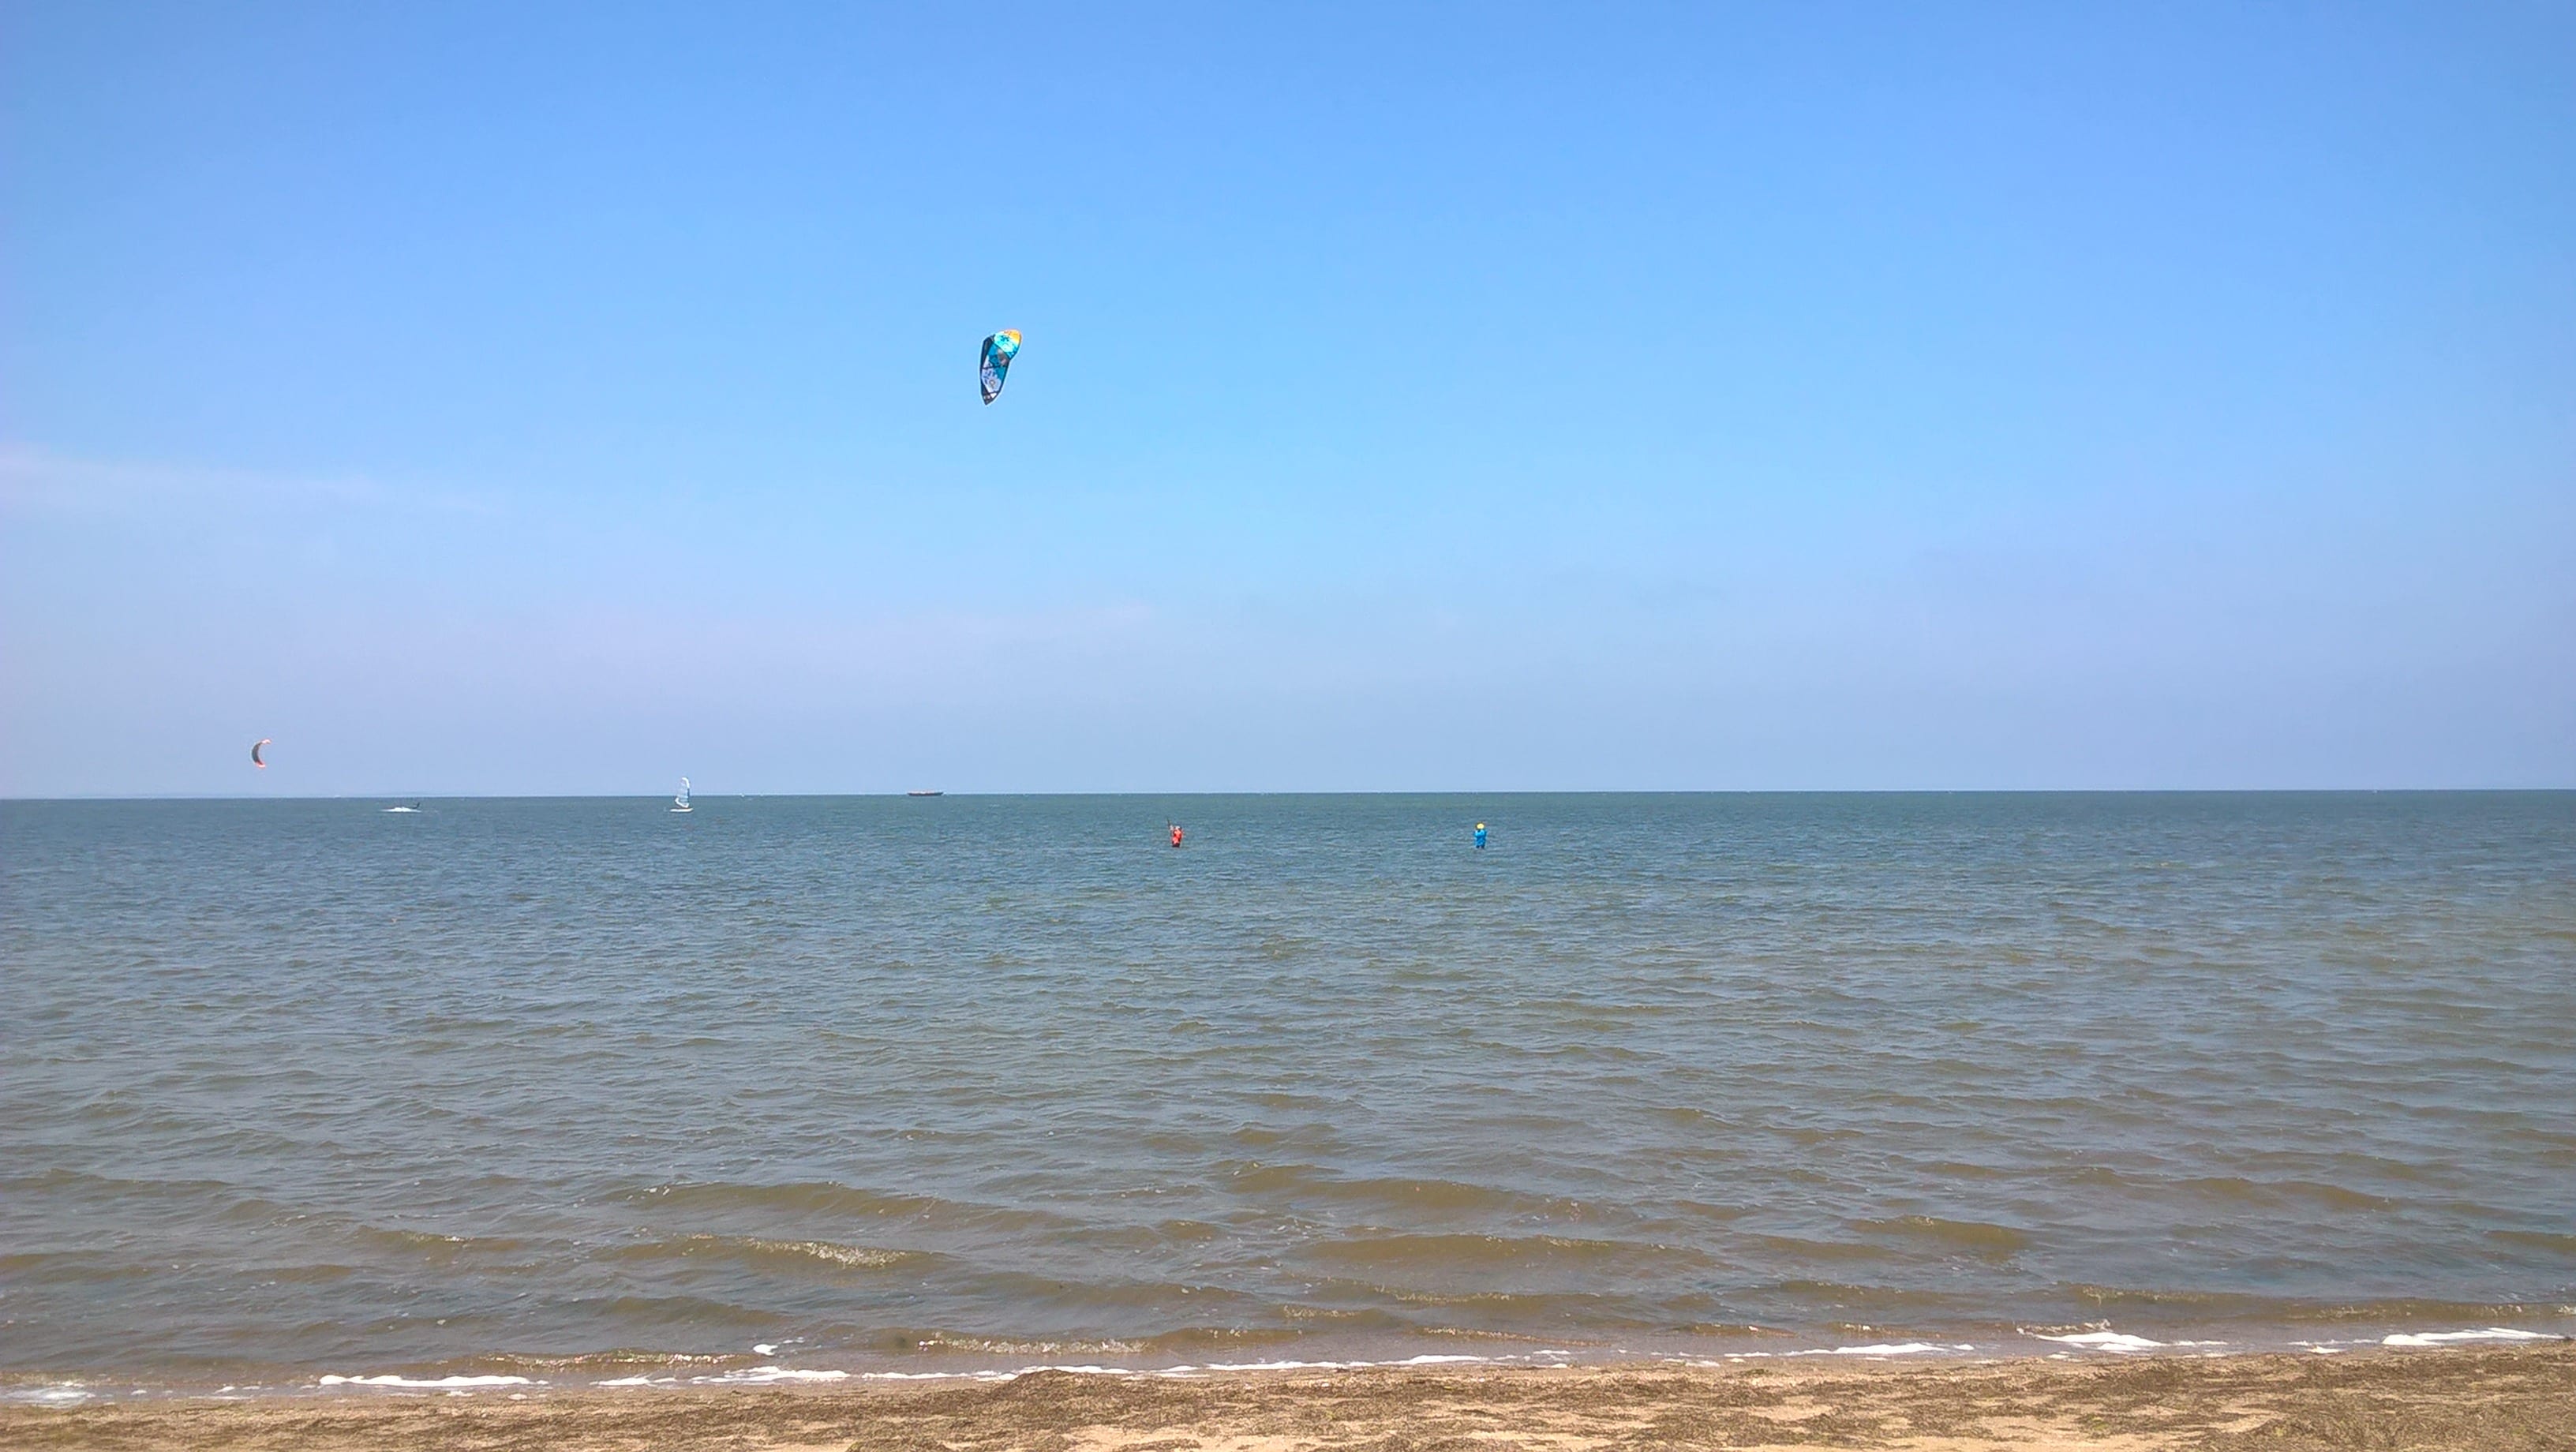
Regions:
[[979, 330, 1021, 405]]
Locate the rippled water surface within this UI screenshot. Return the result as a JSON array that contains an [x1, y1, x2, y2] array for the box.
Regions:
[[4, 793, 2573, 1379]]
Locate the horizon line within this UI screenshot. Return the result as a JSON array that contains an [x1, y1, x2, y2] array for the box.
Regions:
[[7, 787, 2571, 804]]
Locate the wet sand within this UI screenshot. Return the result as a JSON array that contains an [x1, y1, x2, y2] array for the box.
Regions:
[[8, 1344, 2572, 1450]]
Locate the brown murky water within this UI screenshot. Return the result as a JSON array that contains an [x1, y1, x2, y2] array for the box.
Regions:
[[3, 793, 2570, 1389]]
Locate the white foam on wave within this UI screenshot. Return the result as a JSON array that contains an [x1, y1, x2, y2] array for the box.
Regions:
[[586, 1352, 1522, 1390], [1182, 1353, 1495, 1375], [316, 1374, 534, 1390], [2034, 1331, 2164, 1352], [2382, 1327, 2553, 1347], [4, 1383, 99, 1406], [692, 1367, 850, 1384], [337, 1326, 2561, 1401], [602, 1367, 1006, 1389], [578, 1338, 2405, 1393]]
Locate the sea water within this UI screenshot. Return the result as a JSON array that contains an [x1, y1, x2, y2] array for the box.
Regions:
[[3, 793, 2570, 1387]]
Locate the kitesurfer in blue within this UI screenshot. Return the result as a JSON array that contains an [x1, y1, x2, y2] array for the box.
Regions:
[[1473, 821, 1488, 850]]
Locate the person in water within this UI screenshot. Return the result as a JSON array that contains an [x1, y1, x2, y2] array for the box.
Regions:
[[1473, 822, 1488, 849], [1170, 823, 1185, 848]]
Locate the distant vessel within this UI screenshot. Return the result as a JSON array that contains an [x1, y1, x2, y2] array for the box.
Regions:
[[907, 790, 943, 797], [672, 777, 693, 814], [383, 802, 422, 814]]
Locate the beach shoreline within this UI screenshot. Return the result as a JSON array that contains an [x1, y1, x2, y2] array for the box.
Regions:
[[7, 1342, 2571, 1450]]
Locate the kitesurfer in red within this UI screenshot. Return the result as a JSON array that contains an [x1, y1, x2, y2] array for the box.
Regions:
[[1170, 823, 1184, 848]]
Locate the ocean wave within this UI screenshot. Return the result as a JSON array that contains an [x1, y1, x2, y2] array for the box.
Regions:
[[1309, 1284, 1687, 1330], [2489, 1229, 2576, 1257], [543, 1292, 788, 1335], [2033, 1331, 2164, 1353], [1857, 1215, 2031, 1258], [0, 1250, 167, 1284], [1761, 1280, 1965, 1312], [613, 1180, 1073, 1233], [1040, 1218, 1230, 1255], [2167, 1177, 2395, 1211], [29, 1325, 2576, 1402], [2380, 1327, 2557, 1347], [1184, 1353, 1498, 1373], [1132, 1325, 1310, 1353], [1297, 1232, 1692, 1273], [316, 1374, 534, 1389], [346, 1226, 540, 1266], [0, 1383, 99, 1405], [2060, 1286, 2559, 1327], [1218, 1162, 1593, 1220], [597, 1368, 863, 1387], [901, 1333, 1151, 1358], [688, 1366, 852, 1384], [1741, 1233, 1901, 1263], [592, 1234, 927, 1273], [588, 1353, 1519, 1390]]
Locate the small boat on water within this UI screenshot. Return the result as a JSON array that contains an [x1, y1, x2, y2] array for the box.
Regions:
[[907, 790, 943, 797], [672, 777, 693, 813]]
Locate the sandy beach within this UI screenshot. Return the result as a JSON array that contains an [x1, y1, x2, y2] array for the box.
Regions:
[[9, 1344, 2571, 1450]]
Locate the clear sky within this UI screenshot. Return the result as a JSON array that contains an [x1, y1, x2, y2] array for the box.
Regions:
[[4, 3, 2570, 795]]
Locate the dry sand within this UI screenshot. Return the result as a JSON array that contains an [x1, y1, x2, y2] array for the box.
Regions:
[[6, 1344, 2571, 1450]]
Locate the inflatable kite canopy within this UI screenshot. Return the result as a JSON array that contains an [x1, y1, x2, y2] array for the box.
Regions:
[[979, 330, 1020, 405]]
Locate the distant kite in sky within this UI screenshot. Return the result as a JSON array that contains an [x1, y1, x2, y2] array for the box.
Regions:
[[979, 330, 1020, 405], [251, 738, 271, 769]]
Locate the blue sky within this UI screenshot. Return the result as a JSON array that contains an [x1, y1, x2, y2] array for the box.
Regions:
[[4, 2, 2570, 795]]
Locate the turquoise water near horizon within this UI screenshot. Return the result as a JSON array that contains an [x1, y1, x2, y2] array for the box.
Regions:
[[3, 793, 2572, 1388]]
